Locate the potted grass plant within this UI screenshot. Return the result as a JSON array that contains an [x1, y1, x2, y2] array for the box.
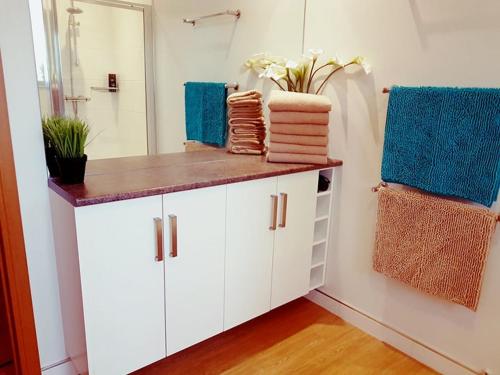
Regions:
[[43, 116, 90, 184], [41, 117, 60, 178]]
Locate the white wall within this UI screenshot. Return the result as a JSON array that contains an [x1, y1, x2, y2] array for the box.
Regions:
[[305, 0, 500, 372], [0, 0, 68, 371], [153, 0, 306, 153]]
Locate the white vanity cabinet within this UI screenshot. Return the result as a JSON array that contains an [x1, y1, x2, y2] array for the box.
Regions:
[[163, 185, 226, 355], [68, 195, 166, 375], [271, 171, 317, 309], [224, 171, 317, 329], [50, 167, 335, 375], [225, 177, 277, 329]]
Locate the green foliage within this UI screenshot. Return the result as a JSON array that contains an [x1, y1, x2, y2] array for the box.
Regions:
[[42, 116, 90, 159]]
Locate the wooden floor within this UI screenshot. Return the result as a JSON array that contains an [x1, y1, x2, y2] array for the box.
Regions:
[[135, 298, 436, 375]]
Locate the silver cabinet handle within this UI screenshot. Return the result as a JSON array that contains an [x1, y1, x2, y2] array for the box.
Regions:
[[169, 214, 178, 257], [279, 193, 288, 228], [154, 217, 164, 262], [269, 195, 278, 230]]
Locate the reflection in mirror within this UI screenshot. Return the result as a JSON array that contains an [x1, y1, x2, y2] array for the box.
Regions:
[[29, 0, 155, 160]]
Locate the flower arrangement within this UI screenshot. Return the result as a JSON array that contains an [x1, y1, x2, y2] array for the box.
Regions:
[[245, 49, 371, 95]]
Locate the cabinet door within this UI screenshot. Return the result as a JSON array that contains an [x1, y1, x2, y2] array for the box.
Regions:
[[163, 185, 226, 355], [75, 196, 165, 375], [225, 177, 277, 330], [271, 171, 317, 309]]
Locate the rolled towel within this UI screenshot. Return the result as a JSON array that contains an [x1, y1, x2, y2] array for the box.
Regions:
[[268, 90, 332, 112], [270, 123, 329, 136], [267, 152, 328, 165], [269, 142, 328, 155], [270, 133, 328, 146], [270, 111, 329, 125]]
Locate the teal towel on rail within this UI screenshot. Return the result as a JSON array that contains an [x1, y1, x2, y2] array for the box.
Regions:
[[185, 82, 227, 147], [381, 86, 500, 207]]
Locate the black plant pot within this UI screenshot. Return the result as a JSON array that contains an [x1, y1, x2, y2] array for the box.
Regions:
[[56, 154, 88, 184], [44, 146, 60, 178]]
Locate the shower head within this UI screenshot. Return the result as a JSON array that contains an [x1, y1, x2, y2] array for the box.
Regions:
[[66, 6, 83, 14]]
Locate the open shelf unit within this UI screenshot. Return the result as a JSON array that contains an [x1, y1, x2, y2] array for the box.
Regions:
[[309, 168, 334, 291]]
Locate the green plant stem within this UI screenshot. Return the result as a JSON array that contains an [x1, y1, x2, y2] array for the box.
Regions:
[[271, 78, 287, 91], [308, 62, 331, 91], [286, 69, 297, 92], [315, 62, 356, 95], [305, 58, 317, 93]]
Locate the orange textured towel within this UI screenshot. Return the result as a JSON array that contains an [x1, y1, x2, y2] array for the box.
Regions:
[[270, 133, 328, 146], [269, 142, 328, 155], [270, 123, 329, 136], [270, 111, 329, 125], [373, 187, 497, 311], [268, 90, 332, 112]]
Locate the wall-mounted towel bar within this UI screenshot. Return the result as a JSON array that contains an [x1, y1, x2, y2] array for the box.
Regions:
[[183, 9, 241, 26], [382, 87, 391, 94], [183, 82, 239, 90], [371, 181, 500, 222], [91, 86, 119, 93], [225, 82, 239, 90]]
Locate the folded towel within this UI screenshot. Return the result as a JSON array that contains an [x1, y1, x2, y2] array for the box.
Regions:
[[270, 133, 328, 146], [185, 82, 227, 147], [230, 124, 266, 134], [382, 86, 500, 207], [270, 123, 329, 136], [268, 90, 332, 112], [229, 146, 266, 155], [230, 134, 266, 143], [270, 111, 330, 125], [230, 139, 265, 147], [229, 108, 264, 117], [267, 152, 327, 164], [269, 142, 327, 155], [227, 90, 262, 102], [229, 117, 266, 126], [373, 187, 497, 311], [228, 99, 263, 108]]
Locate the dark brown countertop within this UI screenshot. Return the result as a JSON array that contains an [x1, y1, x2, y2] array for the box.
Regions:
[[49, 150, 343, 207]]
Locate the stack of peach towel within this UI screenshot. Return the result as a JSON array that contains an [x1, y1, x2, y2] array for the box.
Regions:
[[226, 90, 266, 155], [267, 90, 331, 164]]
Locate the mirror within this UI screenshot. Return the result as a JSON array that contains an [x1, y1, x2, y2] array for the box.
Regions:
[[29, 0, 306, 160], [30, 0, 154, 160]]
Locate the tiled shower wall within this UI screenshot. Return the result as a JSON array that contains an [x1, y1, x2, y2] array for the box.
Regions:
[[56, 0, 148, 159]]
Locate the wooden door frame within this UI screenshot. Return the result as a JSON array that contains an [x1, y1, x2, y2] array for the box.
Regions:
[[0, 52, 41, 373]]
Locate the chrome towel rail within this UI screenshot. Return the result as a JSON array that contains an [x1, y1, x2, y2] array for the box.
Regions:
[[183, 9, 241, 26]]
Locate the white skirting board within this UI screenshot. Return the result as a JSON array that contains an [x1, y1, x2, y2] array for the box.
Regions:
[[306, 290, 486, 375], [42, 359, 76, 375]]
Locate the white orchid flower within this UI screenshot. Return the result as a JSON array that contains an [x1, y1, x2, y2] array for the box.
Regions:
[[260, 63, 286, 80], [326, 57, 342, 68], [350, 56, 372, 74], [305, 48, 324, 60], [285, 60, 298, 69], [361, 60, 372, 74]]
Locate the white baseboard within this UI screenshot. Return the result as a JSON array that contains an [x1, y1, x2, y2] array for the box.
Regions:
[[307, 290, 483, 375], [42, 359, 77, 375]]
